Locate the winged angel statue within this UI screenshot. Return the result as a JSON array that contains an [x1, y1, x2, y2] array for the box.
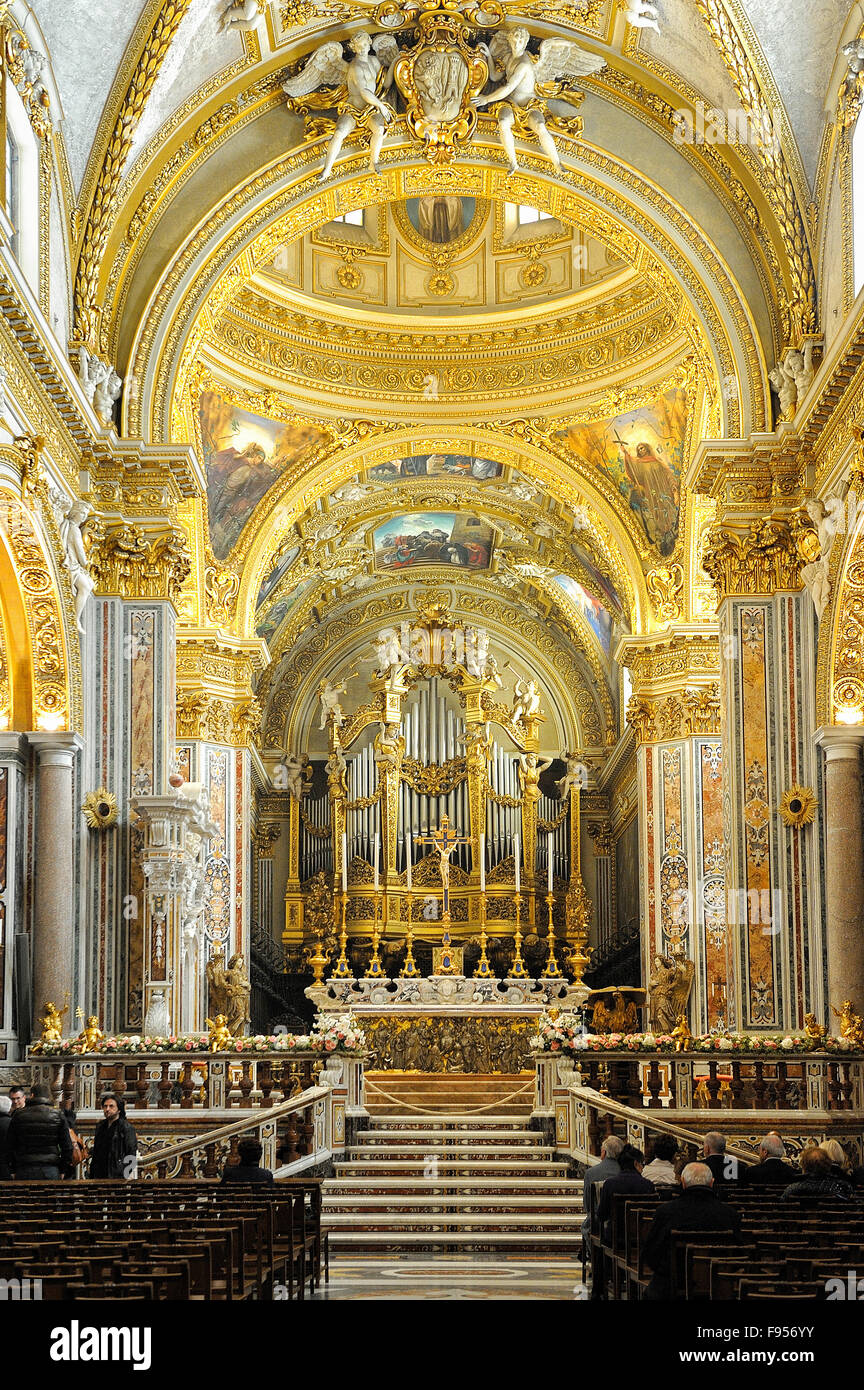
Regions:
[[476, 28, 605, 174], [284, 15, 604, 180], [283, 32, 400, 180]]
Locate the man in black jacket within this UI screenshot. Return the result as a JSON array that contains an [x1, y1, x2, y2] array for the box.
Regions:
[[88, 1094, 138, 1179], [737, 1133, 799, 1186], [7, 1084, 73, 1179], [643, 1162, 741, 1298], [222, 1138, 274, 1185], [702, 1131, 736, 1184], [0, 1095, 12, 1180]]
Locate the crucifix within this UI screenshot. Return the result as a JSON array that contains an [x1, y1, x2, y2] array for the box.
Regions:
[[415, 814, 471, 921], [415, 814, 472, 975]]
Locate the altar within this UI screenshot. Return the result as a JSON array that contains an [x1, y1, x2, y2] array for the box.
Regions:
[[307, 974, 589, 1072]]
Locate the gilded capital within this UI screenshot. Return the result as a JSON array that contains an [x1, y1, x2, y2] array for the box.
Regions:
[[89, 521, 191, 603], [702, 518, 804, 599]]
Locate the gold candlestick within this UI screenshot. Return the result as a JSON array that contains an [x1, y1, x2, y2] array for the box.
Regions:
[[309, 923, 328, 985], [366, 889, 385, 978], [400, 890, 419, 977], [543, 892, 562, 978], [474, 892, 492, 978], [508, 892, 528, 979], [330, 891, 351, 978]]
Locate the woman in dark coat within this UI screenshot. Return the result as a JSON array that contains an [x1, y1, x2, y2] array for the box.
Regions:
[[88, 1094, 138, 1179]]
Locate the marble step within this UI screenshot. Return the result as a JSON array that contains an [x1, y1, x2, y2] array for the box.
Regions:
[[356, 1130, 547, 1144], [324, 1230, 583, 1250], [323, 1210, 584, 1229], [323, 1194, 580, 1211], [325, 1177, 577, 1194], [366, 1115, 534, 1128], [334, 1161, 569, 1177], [344, 1145, 557, 1160]]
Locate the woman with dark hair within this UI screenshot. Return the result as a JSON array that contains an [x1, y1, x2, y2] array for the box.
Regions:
[[88, 1094, 138, 1179]]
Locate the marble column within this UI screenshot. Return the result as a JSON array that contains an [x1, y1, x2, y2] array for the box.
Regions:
[[815, 727, 864, 1015], [0, 733, 29, 1054], [29, 732, 83, 1036]]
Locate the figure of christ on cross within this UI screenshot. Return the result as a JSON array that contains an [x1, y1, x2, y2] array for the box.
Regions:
[[415, 814, 472, 920]]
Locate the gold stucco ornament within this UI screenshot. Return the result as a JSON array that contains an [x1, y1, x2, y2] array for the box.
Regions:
[[81, 788, 119, 830], [778, 785, 817, 828]]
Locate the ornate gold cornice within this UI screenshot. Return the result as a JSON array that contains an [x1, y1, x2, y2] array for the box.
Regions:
[[176, 632, 266, 747], [88, 521, 191, 603], [176, 690, 261, 747], [617, 630, 720, 697]]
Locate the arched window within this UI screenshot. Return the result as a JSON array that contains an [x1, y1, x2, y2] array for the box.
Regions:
[[3, 82, 39, 290]]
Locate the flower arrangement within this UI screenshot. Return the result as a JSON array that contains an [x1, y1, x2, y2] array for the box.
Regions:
[[310, 1013, 367, 1053], [31, 1019, 365, 1057], [528, 1011, 585, 1053], [546, 1031, 859, 1054]]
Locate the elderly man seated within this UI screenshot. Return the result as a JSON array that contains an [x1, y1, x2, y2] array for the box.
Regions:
[[643, 1162, 741, 1299], [702, 1131, 736, 1184], [737, 1133, 798, 1186]]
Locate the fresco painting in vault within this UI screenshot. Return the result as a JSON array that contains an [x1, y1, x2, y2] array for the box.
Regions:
[[198, 391, 325, 560], [560, 389, 688, 558]]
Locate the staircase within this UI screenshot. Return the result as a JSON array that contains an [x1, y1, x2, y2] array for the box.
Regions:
[[322, 1073, 583, 1254]]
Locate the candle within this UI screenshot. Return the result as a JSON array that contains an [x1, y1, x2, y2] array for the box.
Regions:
[[547, 836, 553, 893], [479, 832, 485, 892], [373, 833, 379, 891], [405, 831, 412, 889], [341, 832, 347, 893], [514, 834, 520, 893]]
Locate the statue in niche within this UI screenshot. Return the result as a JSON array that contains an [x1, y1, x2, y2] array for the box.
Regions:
[[475, 28, 604, 174], [799, 497, 836, 621], [282, 32, 399, 180]]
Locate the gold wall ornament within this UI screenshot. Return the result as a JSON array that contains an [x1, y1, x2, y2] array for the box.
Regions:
[[389, 0, 492, 164], [626, 685, 721, 744], [73, 0, 195, 351], [702, 518, 804, 599], [176, 690, 261, 747], [81, 787, 119, 831], [203, 557, 240, 625], [13, 433, 45, 510], [646, 563, 684, 623], [779, 785, 817, 829], [362, 1013, 534, 1073], [88, 522, 192, 603], [587, 819, 614, 857]]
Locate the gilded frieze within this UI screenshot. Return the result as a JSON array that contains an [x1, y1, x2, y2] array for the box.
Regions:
[[88, 522, 191, 603]]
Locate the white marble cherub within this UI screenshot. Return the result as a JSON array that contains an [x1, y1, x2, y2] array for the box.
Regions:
[[283, 32, 400, 181], [476, 27, 605, 174]]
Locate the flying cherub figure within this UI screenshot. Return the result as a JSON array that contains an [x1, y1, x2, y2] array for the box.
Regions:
[[283, 32, 400, 181], [476, 27, 605, 174]]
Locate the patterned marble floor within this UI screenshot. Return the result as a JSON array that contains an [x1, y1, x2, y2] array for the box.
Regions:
[[311, 1255, 588, 1300]]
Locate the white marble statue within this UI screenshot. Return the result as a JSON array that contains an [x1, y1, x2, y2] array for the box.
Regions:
[[143, 988, 170, 1036], [60, 499, 95, 634], [512, 677, 542, 723], [476, 28, 605, 174], [12, 38, 48, 103], [283, 32, 399, 180], [77, 349, 122, 425], [319, 677, 350, 730], [769, 342, 815, 420], [330, 481, 369, 504], [800, 497, 836, 621], [281, 752, 307, 800], [218, 0, 259, 31], [555, 750, 588, 800], [625, 2, 660, 34]]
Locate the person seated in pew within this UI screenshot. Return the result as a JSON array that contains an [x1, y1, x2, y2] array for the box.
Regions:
[[781, 1145, 851, 1202], [702, 1131, 736, 1184], [641, 1134, 679, 1188], [818, 1138, 853, 1187], [737, 1133, 799, 1186], [595, 1145, 654, 1239], [643, 1162, 741, 1300], [221, 1137, 274, 1185], [581, 1134, 624, 1242]]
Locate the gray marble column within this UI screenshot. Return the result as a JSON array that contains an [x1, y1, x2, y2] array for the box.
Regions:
[[815, 727, 864, 1018], [28, 732, 82, 1037]]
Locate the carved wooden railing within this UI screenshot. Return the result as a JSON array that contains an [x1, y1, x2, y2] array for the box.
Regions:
[[32, 1051, 357, 1113], [566, 1084, 761, 1168], [534, 1049, 864, 1116], [135, 1086, 331, 1180]]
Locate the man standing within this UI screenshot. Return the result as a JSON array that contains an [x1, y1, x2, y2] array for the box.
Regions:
[[88, 1094, 138, 1179], [7, 1084, 73, 1180]]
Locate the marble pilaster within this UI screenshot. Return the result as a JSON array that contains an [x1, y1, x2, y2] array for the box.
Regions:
[[814, 727, 864, 1016]]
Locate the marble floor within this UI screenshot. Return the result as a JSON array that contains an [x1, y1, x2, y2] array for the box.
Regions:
[[311, 1255, 589, 1300]]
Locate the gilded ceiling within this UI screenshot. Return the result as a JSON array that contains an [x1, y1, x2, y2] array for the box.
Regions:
[[18, 0, 854, 752]]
